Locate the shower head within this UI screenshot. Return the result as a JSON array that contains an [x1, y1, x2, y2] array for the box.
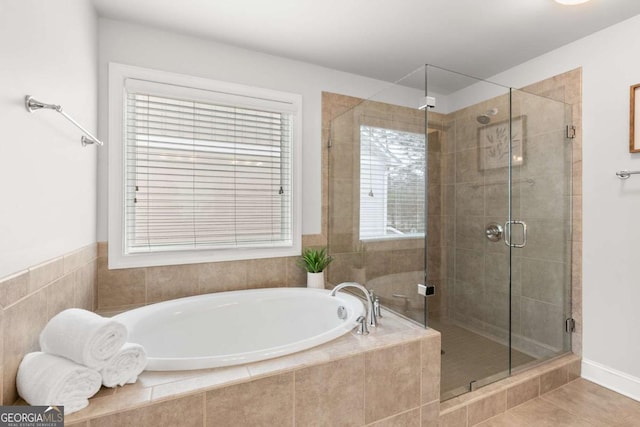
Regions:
[[477, 114, 491, 125], [476, 108, 499, 124]]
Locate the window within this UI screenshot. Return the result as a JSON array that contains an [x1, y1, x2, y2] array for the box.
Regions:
[[359, 126, 425, 240], [108, 64, 301, 268]]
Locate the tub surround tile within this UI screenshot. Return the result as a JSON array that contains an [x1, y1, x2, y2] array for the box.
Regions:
[[146, 264, 200, 303], [88, 393, 201, 427], [295, 355, 365, 426], [3, 289, 48, 405], [65, 387, 153, 424], [247, 345, 332, 379], [0, 271, 29, 308], [421, 333, 441, 404], [97, 257, 146, 309], [74, 260, 97, 311], [364, 341, 421, 423], [28, 257, 64, 293], [1, 244, 98, 405], [206, 373, 293, 427], [151, 366, 251, 402], [198, 261, 248, 293], [64, 244, 98, 275], [247, 258, 287, 288]]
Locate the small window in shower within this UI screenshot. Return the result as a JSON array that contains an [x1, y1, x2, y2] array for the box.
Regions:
[[359, 126, 425, 241]]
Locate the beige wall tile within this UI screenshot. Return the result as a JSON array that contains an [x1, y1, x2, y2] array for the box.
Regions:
[[439, 406, 467, 427], [368, 408, 420, 427], [64, 244, 97, 274], [0, 271, 29, 308], [421, 401, 440, 427], [3, 290, 48, 404], [421, 333, 441, 404], [151, 366, 251, 402], [206, 373, 293, 427], [567, 359, 581, 382], [29, 257, 64, 293], [146, 264, 199, 303], [247, 258, 287, 288], [285, 256, 306, 287], [74, 260, 97, 311], [467, 391, 506, 426], [295, 355, 365, 426], [97, 257, 146, 309], [90, 394, 203, 427], [539, 366, 568, 394], [45, 273, 77, 320], [506, 377, 539, 409], [198, 260, 248, 293], [365, 341, 421, 423]]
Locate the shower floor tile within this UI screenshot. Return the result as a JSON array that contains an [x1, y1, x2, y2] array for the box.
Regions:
[[429, 318, 536, 401]]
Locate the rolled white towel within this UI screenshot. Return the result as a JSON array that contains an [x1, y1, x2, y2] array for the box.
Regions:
[[100, 343, 148, 387], [17, 352, 102, 415], [39, 308, 127, 370]]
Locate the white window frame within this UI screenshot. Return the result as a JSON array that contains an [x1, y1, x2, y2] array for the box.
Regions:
[[359, 125, 426, 242], [108, 63, 302, 269]]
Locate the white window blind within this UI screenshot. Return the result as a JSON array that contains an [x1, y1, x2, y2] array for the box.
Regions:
[[360, 125, 425, 240], [124, 89, 293, 254]]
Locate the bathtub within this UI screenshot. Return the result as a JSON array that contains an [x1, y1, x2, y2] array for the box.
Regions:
[[114, 287, 364, 371]]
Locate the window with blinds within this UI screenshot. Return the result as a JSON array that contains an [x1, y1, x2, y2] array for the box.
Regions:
[[124, 90, 293, 254], [359, 125, 425, 240]]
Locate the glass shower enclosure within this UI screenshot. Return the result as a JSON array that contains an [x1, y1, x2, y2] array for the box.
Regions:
[[326, 64, 572, 400]]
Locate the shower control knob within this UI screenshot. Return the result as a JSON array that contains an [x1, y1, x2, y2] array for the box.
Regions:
[[485, 222, 503, 242]]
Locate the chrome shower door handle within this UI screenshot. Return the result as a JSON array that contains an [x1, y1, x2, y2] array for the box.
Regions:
[[504, 220, 527, 248]]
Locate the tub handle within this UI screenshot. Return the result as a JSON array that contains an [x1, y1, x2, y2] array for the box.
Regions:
[[356, 316, 369, 335]]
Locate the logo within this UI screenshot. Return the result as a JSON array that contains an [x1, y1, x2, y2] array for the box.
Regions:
[[0, 406, 64, 427]]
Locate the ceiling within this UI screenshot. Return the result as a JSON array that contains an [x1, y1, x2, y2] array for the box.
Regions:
[[93, 0, 640, 93]]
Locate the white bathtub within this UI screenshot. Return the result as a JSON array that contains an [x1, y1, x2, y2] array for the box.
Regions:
[[114, 287, 364, 371]]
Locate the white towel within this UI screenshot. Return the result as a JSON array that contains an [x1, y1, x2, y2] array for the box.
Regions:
[[39, 308, 128, 370], [16, 352, 102, 415], [100, 343, 148, 387]]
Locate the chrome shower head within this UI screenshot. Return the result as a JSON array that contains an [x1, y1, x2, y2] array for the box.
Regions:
[[477, 114, 491, 124], [476, 108, 498, 124]]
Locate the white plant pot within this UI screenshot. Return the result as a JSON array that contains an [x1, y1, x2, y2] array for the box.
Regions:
[[307, 272, 325, 289]]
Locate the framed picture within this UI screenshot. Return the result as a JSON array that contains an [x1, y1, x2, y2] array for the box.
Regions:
[[630, 84, 640, 153], [478, 116, 526, 170]]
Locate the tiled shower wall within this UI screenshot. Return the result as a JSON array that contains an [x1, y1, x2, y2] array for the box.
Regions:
[[442, 69, 582, 358], [0, 244, 98, 405]]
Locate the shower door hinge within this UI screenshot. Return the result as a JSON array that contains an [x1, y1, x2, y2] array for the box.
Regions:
[[328, 136, 333, 148], [566, 125, 577, 139], [565, 318, 576, 333]]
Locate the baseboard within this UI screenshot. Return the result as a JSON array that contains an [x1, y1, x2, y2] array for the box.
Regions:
[[582, 358, 640, 402]]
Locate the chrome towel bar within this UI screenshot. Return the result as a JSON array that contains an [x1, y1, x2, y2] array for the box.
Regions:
[[24, 95, 103, 147], [616, 170, 640, 179]]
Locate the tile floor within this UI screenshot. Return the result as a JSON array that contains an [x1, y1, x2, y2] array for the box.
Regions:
[[477, 378, 640, 426]]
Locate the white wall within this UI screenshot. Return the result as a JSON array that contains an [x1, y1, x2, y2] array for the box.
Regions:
[[96, 18, 424, 240], [477, 15, 640, 399], [0, 0, 98, 279]]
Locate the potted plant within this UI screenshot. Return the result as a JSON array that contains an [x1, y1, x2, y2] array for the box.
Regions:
[[298, 247, 334, 289]]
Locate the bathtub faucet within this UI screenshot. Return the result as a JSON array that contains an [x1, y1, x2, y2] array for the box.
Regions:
[[330, 282, 377, 329]]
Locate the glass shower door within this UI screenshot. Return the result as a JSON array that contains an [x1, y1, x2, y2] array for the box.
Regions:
[[508, 88, 573, 373]]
